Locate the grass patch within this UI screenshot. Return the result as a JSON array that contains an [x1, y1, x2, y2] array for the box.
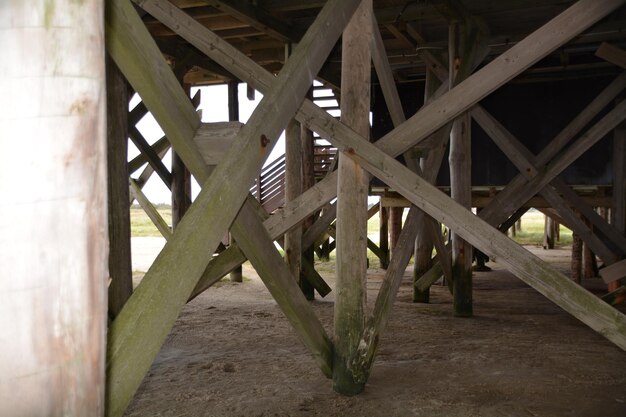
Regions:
[[131, 204, 172, 237]]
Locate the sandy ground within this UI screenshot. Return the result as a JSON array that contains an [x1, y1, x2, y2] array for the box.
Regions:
[[125, 241, 626, 417]]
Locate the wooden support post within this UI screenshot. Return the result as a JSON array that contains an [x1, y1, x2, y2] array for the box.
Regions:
[[379, 204, 390, 269], [334, 0, 372, 396], [227, 80, 243, 283], [448, 23, 473, 318], [572, 232, 583, 284], [285, 118, 306, 294], [171, 77, 192, 230], [0, 1, 107, 414], [543, 215, 556, 249], [389, 207, 404, 256], [300, 88, 317, 296], [107, 56, 133, 318], [611, 115, 626, 300]]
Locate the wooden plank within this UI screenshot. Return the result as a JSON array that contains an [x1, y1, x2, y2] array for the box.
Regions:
[[129, 179, 173, 240], [127, 136, 170, 174], [333, 0, 372, 396], [596, 42, 626, 70], [297, 85, 626, 352], [230, 202, 333, 376], [129, 141, 171, 205], [356, 207, 421, 376], [107, 55, 134, 318], [599, 259, 626, 283], [0, 0, 107, 414], [191, 121, 243, 166], [208, 0, 304, 42], [107, 1, 361, 415], [128, 125, 173, 188]]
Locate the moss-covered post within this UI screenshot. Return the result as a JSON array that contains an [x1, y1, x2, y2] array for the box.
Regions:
[[333, 0, 372, 396], [448, 22, 473, 317], [1, 1, 108, 415]]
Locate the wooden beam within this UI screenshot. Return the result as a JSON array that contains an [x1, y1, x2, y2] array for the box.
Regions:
[[107, 55, 134, 318], [0, 0, 107, 414], [208, 0, 304, 42], [333, 0, 372, 396], [106, 1, 361, 415], [128, 125, 173, 188], [357, 207, 421, 376], [600, 259, 626, 284], [129, 179, 173, 240], [127, 136, 170, 174], [596, 42, 626, 70], [129, 141, 171, 205]]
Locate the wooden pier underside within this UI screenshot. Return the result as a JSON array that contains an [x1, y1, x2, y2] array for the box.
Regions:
[[101, 0, 626, 415], [6, 0, 626, 416]]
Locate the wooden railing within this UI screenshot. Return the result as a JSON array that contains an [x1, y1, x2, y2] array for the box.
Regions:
[[251, 145, 337, 213]]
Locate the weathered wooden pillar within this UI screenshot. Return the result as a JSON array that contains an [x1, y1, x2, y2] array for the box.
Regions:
[[171, 77, 192, 230], [448, 23, 473, 317], [227, 80, 243, 282], [106, 56, 133, 319], [379, 203, 390, 269], [389, 207, 404, 256], [0, 1, 107, 415], [285, 117, 303, 287], [300, 99, 317, 298], [413, 69, 441, 303], [543, 215, 556, 249], [333, 0, 372, 396]]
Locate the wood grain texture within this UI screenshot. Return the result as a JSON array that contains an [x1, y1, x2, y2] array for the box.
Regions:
[[0, 1, 107, 415], [333, 0, 372, 395]]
